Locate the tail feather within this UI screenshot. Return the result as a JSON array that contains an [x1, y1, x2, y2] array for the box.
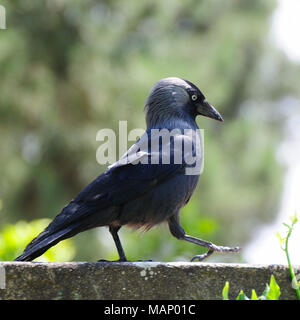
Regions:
[[14, 223, 81, 261], [14, 200, 97, 261]]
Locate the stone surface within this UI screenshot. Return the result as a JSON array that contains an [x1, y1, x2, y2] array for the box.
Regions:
[[0, 261, 299, 300]]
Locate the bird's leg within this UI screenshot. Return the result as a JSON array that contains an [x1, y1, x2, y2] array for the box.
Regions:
[[109, 225, 127, 262], [98, 226, 128, 262], [168, 215, 240, 262], [108, 226, 153, 262], [97, 226, 153, 262]]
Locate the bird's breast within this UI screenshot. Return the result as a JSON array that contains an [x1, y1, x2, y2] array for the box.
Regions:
[[118, 172, 199, 230]]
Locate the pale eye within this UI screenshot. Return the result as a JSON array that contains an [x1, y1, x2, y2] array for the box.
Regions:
[[191, 94, 197, 101]]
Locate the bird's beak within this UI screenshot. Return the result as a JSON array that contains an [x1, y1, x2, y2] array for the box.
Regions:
[[196, 100, 224, 122]]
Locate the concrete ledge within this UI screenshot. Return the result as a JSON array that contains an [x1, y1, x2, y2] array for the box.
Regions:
[[0, 262, 299, 300]]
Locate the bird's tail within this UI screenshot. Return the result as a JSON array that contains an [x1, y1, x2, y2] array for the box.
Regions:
[[14, 223, 81, 262]]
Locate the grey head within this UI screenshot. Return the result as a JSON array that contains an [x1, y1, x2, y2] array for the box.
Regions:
[[144, 77, 223, 128]]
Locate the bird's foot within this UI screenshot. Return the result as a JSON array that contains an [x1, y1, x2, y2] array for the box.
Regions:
[[97, 258, 153, 263], [191, 246, 241, 262]]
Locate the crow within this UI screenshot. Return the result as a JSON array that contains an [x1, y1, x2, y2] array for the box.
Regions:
[[15, 77, 239, 262]]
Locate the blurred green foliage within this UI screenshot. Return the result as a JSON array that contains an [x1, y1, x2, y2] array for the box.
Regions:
[[0, 219, 75, 261], [0, 0, 299, 262]]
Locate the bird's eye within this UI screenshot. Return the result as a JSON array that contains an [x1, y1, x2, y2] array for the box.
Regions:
[[191, 94, 197, 101]]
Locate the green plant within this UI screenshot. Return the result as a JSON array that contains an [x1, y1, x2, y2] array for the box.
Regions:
[[222, 275, 281, 300], [222, 213, 300, 300], [277, 213, 300, 300]]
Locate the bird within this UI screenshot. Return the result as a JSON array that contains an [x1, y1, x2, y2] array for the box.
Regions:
[[15, 77, 240, 262]]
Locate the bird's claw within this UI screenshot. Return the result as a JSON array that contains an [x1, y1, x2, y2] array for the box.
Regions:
[[191, 249, 214, 262], [191, 246, 241, 262]]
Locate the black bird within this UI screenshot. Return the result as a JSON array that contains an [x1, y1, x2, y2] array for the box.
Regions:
[[15, 77, 239, 262]]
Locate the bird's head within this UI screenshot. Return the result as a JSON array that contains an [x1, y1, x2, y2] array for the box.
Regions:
[[144, 77, 223, 128]]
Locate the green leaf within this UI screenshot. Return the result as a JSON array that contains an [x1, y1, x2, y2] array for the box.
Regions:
[[265, 275, 281, 300], [276, 232, 286, 249], [290, 213, 298, 226], [236, 290, 249, 300], [222, 281, 229, 300], [250, 289, 258, 300], [282, 222, 290, 229], [261, 282, 270, 299]]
